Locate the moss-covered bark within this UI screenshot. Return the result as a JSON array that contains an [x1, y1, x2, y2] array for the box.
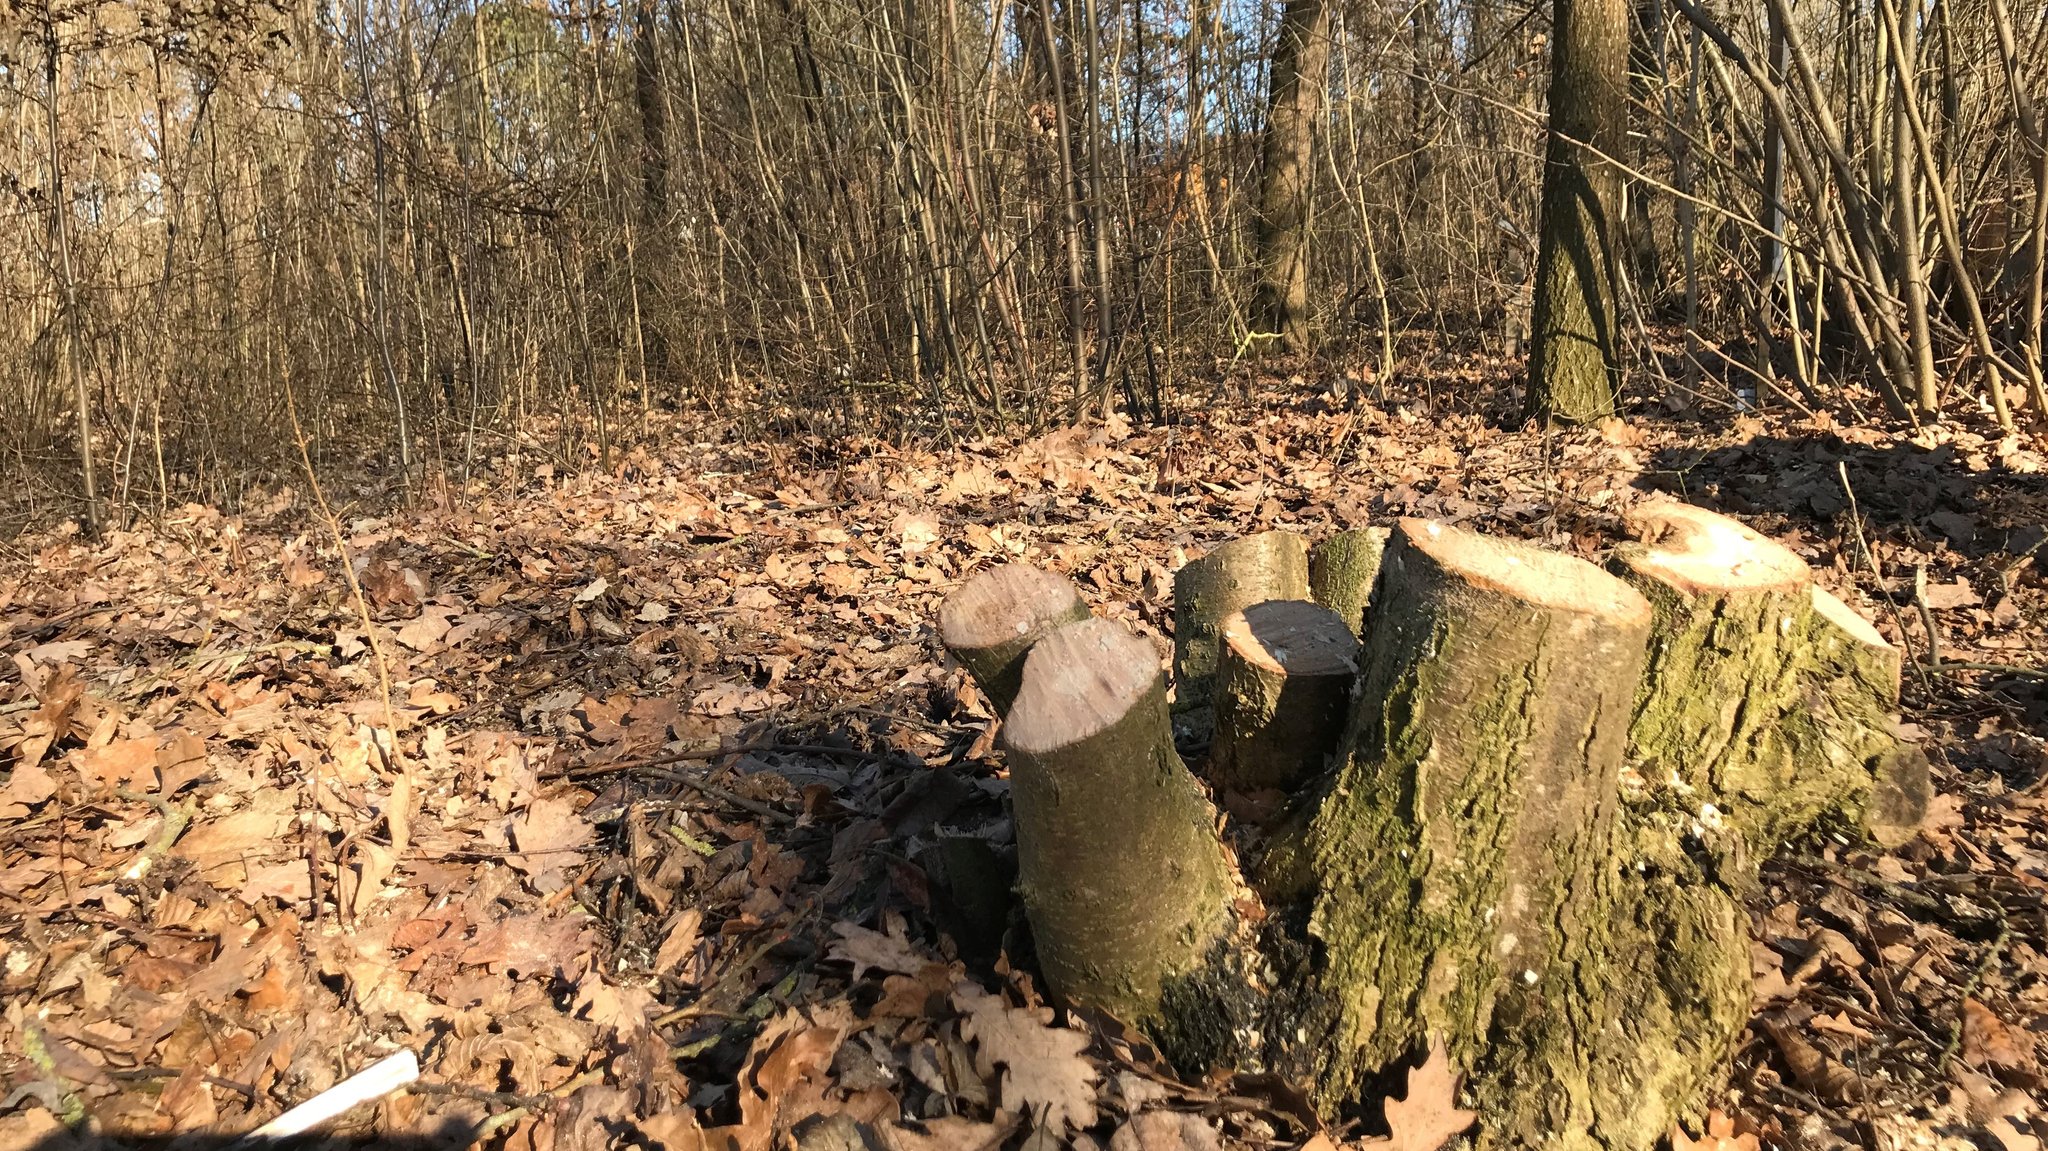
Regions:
[[1808, 587, 1929, 844], [1003, 617, 1235, 1024], [940, 564, 1092, 716], [1211, 600, 1358, 792], [1172, 531, 1309, 708], [1614, 504, 1917, 851], [1309, 526, 1391, 639], [1295, 519, 1654, 1130]]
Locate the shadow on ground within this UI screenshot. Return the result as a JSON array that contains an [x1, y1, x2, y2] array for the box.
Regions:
[[1640, 431, 2048, 560]]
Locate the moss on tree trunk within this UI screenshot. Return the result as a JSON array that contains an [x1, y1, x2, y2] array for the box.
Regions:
[[1615, 502, 1922, 851], [1296, 519, 1654, 1129], [1308, 526, 1391, 639]]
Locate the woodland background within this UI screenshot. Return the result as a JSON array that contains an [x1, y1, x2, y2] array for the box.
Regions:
[[5, 2, 2048, 1147], [4, 0, 2047, 533]]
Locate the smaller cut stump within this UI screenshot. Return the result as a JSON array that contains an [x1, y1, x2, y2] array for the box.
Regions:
[[1211, 600, 1358, 792], [1172, 531, 1309, 707], [941, 564, 1092, 716]]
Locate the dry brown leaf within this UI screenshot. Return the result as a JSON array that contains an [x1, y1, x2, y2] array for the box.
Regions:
[[715, 1005, 854, 1151], [877, 1114, 1020, 1151], [1989, 1117, 2043, 1151], [574, 974, 658, 1040], [1760, 1018, 1860, 1102], [1963, 998, 2035, 1072], [830, 917, 930, 982], [1360, 1035, 1476, 1151], [1109, 1110, 1222, 1151], [954, 982, 1099, 1132], [1671, 1110, 1761, 1150], [508, 794, 595, 876], [654, 907, 704, 976]]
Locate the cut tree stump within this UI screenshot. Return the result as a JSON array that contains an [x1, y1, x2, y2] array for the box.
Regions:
[[1808, 585, 1931, 845], [1293, 519, 1655, 1132], [1613, 500, 1925, 850], [1172, 531, 1309, 707], [1211, 600, 1358, 792], [1002, 617, 1235, 1025], [937, 506, 1923, 1151], [941, 563, 1091, 715], [1308, 526, 1391, 638]]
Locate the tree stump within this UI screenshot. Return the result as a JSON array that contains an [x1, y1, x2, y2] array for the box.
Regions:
[[1613, 500, 1923, 850], [940, 564, 1091, 716], [1171, 531, 1309, 708], [1308, 526, 1391, 638], [1294, 519, 1655, 1128], [1211, 600, 1358, 793], [1002, 617, 1235, 1025], [937, 507, 1922, 1151]]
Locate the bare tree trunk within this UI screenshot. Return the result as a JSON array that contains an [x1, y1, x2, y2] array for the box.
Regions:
[[1251, 0, 1331, 354], [43, 13, 97, 534], [352, 0, 414, 475], [631, 0, 673, 382], [1526, 0, 1629, 423], [1889, 0, 1939, 414]]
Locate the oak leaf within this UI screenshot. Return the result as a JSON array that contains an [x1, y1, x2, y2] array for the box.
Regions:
[[954, 983, 1099, 1132], [830, 917, 930, 982], [1370, 1036, 1476, 1151]]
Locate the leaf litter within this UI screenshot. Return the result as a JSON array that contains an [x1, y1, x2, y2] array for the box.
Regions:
[[2, 373, 2047, 1150]]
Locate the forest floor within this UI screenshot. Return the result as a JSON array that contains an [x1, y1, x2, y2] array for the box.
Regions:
[[4, 360, 2048, 1151]]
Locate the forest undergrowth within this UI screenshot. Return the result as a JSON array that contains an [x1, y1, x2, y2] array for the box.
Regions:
[[4, 361, 2048, 1151]]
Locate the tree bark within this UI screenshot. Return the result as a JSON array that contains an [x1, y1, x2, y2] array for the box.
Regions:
[[1307, 526, 1390, 638], [1292, 519, 1654, 1126], [1526, 0, 1629, 423], [630, 0, 673, 380], [1003, 617, 1235, 1025], [1211, 599, 1357, 793], [1172, 531, 1310, 708], [1614, 500, 1924, 851], [1251, 0, 1331, 353], [941, 563, 1092, 716]]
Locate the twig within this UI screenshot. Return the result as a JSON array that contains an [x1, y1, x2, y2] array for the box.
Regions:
[[632, 766, 794, 825], [18, 1023, 85, 1127], [284, 379, 412, 860], [559, 741, 894, 778], [467, 1068, 603, 1142], [1913, 564, 1943, 670], [1836, 462, 1932, 695], [99, 788, 195, 883], [1936, 915, 2012, 1077], [1918, 660, 2048, 679]]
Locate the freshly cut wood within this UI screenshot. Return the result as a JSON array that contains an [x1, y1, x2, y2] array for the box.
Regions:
[[940, 564, 1091, 716], [1295, 519, 1654, 1128], [1172, 531, 1309, 707], [1002, 617, 1234, 1024], [1308, 526, 1390, 638], [1211, 600, 1358, 792]]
